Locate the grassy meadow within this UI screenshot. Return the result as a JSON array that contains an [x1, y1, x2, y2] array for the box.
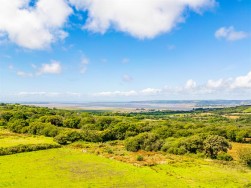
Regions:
[[0, 128, 56, 148], [0, 147, 251, 188]]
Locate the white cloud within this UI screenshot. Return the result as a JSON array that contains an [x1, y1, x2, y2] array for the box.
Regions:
[[94, 90, 138, 97], [18, 92, 60, 97], [122, 74, 133, 82], [16, 71, 33, 77], [0, 0, 215, 49], [185, 79, 197, 90], [215, 26, 248, 41], [37, 60, 62, 75], [91, 71, 251, 99], [231, 71, 251, 89], [205, 72, 251, 91], [0, 0, 72, 49], [70, 0, 215, 39], [206, 79, 225, 89], [17, 91, 82, 97], [141, 88, 162, 95]]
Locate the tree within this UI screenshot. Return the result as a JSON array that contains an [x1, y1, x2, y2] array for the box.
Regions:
[[63, 117, 81, 128], [125, 133, 164, 152], [203, 135, 231, 158], [43, 115, 63, 127], [0, 112, 13, 121]]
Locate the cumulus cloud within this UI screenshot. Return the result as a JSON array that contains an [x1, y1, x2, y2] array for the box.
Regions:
[[37, 60, 62, 75], [0, 0, 72, 49], [0, 0, 215, 49], [185, 79, 197, 90], [206, 79, 224, 89], [69, 0, 215, 39], [141, 88, 162, 95], [215, 26, 248, 41], [231, 71, 251, 89], [93, 71, 251, 98]]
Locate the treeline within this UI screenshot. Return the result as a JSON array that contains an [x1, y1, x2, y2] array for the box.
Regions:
[[0, 143, 60, 156], [125, 133, 233, 160], [0, 104, 251, 160]]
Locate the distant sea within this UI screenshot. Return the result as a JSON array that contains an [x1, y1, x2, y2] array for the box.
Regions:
[[20, 100, 251, 111]]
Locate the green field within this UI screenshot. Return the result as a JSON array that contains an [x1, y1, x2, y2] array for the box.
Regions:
[[243, 107, 251, 113], [0, 128, 56, 148], [0, 147, 251, 188]]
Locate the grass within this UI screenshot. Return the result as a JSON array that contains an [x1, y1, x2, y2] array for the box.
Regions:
[[0, 128, 56, 148], [229, 142, 251, 160], [0, 146, 250, 187], [243, 107, 251, 113], [0, 148, 174, 188], [0, 127, 251, 187]]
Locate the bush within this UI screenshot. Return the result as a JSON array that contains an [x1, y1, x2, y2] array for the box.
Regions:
[[161, 139, 187, 155], [237, 148, 251, 166], [63, 117, 81, 128], [216, 152, 233, 161], [203, 135, 231, 159], [125, 133, 164, 152], [161, 135, 204, 155], [136, 155, 144, 161], [7, 119, 29, 132], [106, 148, 113, 154], [0, 144, 60, 156], [183, 135, 204, 153], [0, 120, 6, 126], [54, 132, 70, 145], [54, 131, 82, 145]]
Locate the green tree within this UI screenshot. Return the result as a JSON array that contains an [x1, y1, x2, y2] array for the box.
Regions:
[[203, 135, 231, 158]]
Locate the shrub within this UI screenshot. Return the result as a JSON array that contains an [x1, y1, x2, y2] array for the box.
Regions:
[[216, 152, 233, 161], [54, 131, 82, 145], [106, 148, 113, 154], [237, 148, 251, 167], [0, 120, 6, 126], [236, 130, 248, 143], [54, 132, 69, 145], [161, 135, 204, 155], [125, 133, 164, 152], [183, 135, 204, 153], [81, 130, 103, 142], [203, 135, 231, 159], [7, 119, 29, 132], [63, 117, 81, 128], [0, 144, 60, 156], [136, 155, 144, 161]]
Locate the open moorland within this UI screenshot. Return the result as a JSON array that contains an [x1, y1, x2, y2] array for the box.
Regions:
[[0, 103, 251, 187]]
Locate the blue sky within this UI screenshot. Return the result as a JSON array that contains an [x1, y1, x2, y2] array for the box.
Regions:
[[0, 0, 250, 102]]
